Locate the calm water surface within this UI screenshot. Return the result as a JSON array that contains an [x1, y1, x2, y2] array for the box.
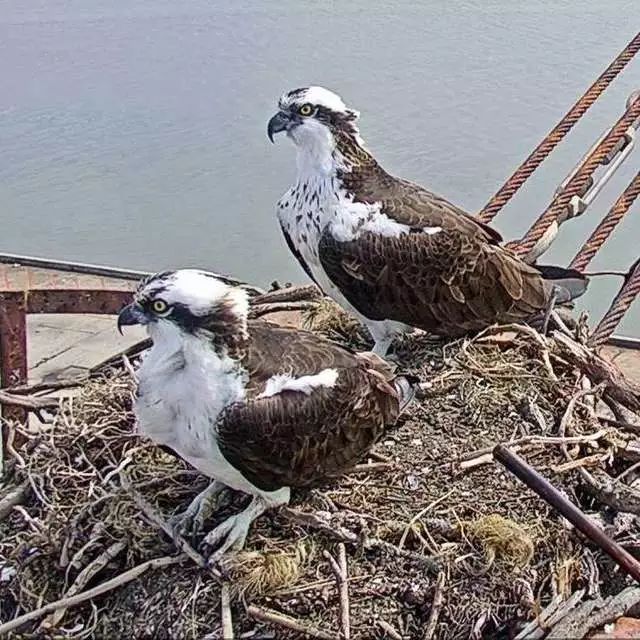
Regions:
[[0, 1, 638, 335]]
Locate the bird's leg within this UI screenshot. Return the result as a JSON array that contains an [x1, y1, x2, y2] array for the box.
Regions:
[[368, 323, 395, 358], [201, 487, 290, 562], [169, 480, 229, 539], [542, 286, 559, 335]]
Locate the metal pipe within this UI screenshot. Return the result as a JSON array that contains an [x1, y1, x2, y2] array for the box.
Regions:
[[493, 444, 640, 583]]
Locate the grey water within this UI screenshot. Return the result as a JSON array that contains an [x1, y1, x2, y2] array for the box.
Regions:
[[0, 1, 638, 336]]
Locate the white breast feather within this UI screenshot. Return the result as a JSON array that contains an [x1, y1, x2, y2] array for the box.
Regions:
[[133, 326, 272, 495], [259, 368, 339, 398]]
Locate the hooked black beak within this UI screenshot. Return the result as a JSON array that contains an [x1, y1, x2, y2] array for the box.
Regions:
[[267, 111, 292, 143], [117, 303, 147, 335]]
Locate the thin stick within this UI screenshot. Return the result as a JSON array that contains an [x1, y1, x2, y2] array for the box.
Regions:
[[124, 482, 210, 571], [0, 389, 59, 411], [423, 571, 446, 640], [323, 544, 350, 639], [0, 481, 29, 521], [494, 445, 640, 583], [0, 554, 184, 636], [246, 605, 335, 640], [377, 619, 403, 640], [221, 582, 234, 640], [44, 541, 127, 628]]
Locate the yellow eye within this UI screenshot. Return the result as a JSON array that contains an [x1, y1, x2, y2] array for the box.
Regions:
[[151, 299, 169, 314], [298, 103, 313, 116]]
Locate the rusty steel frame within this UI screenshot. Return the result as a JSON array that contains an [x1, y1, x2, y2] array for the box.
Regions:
[[0, 289, 132, 424]]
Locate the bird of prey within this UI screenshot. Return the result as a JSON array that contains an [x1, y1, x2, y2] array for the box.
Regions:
[[117, 269, 418, 558], [267, 86, 588, 356]]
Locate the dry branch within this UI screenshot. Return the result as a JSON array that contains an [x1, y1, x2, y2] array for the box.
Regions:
[[246, 604, 335, 640], [324, 543, 351, 639], [552, 331, 640, 411], [547, 586, 640, 639], [221, 582, 234, 640], [0, 481, 29, 521], [0, 554, 184, 636], [0, 389, 59, 411], [423, 571, 446, 640]]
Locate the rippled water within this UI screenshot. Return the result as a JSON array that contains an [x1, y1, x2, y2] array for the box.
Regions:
[[0, 1, 638, 334]]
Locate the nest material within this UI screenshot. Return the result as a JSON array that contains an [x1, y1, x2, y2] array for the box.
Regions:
[[1, 314, 640, 639]]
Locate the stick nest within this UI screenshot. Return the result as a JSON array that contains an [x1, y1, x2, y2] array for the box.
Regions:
[[1, 311, 640, 639]]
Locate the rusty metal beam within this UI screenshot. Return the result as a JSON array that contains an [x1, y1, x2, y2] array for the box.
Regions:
[[0, 289, 133, 429], [24, 290, 132, 315], [0, 292, 28, 424]]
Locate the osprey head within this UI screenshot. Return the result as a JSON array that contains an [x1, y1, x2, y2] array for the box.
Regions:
[[267, 86, 360, 148], [117, 269, 249, 340]]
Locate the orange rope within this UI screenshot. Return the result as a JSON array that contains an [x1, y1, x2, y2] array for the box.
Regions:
[[569, 172, 640, 272], [507, 97, 640, 258], [590, 258, 640, 346], [478, 32, 640, 223]]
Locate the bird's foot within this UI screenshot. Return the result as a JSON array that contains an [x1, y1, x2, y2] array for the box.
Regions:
[[200, 489, 289, 563], [200, 497, 268, 563], [169, 481, 229, 541]]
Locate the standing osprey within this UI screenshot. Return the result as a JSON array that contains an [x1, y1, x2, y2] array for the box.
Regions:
[[267, 86, 588, 355], [117, 269, 417, 558]]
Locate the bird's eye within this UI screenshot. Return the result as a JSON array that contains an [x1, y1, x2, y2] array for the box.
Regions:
[[151, 299, 170, 315], [298, 103, 314, 116]]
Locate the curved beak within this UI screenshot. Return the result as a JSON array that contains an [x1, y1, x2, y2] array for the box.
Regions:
[[267, 111, 293, 143], [117, 303, 147, 335]]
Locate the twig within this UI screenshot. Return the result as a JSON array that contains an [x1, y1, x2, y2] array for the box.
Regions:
[[398, 489, 455, 549], [423, 571, 446, 640], [377, 619, 403, 640], [458, 430, 610, 472], [43, 541, 127, 628], [221, 582, 234, 640], [323, 544, 350, 639], [0, 481, 30, 521], [612, 459, 640, 486], [345, 461, 394, 475], [120, 475, 215, 574], [547, 586, 640, 640], [7, 377, 87, 395], [281, 508, 441, 573], [0, 554, 184, 635], [514, 590, 585, 639], [246, 605, 335, 640], [249, 301, 318, 319], [251, 284, 321, 305], [0, 389, 59, 411]]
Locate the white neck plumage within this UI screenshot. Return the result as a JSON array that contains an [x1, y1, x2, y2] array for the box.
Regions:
[[292, 124, 366, 180]]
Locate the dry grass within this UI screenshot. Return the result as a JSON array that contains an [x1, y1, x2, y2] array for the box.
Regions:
[[1, 316, 639, 639]]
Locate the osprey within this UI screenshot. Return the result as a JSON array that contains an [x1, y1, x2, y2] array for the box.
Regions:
[[267, 86, 588, 356], [117, 269, 417, 557]]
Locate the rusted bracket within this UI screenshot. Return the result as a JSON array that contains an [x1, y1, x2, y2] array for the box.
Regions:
[[0, 289, 132, 425]]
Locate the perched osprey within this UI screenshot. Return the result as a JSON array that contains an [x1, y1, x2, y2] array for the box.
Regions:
[[117, 269, 417, 557], [268, 86, 588, 355]]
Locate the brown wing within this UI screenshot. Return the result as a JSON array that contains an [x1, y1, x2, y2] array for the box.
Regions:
[[318, 227, 551, 336], [242, 319, 396, 396], [217, 365, 401, 492], [340, 167, 503, 244]]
